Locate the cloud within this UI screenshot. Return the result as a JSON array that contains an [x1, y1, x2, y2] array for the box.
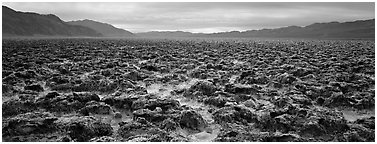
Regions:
[[3, 2, 375, 33]]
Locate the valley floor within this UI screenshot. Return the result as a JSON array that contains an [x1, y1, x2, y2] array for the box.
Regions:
[[2, 38, 375, 142]]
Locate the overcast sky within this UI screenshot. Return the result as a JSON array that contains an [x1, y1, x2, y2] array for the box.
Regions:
[[3, 2, 375, 33]]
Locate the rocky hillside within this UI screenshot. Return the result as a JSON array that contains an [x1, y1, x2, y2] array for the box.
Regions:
[[2, 6, 102, 37], [68, 19, 134, 37]]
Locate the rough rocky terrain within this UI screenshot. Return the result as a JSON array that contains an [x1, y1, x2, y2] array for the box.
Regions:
[[2, 38, 375, 142]]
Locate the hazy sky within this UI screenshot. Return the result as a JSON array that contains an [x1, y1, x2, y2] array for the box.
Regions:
[[3, 2, 375, 33]]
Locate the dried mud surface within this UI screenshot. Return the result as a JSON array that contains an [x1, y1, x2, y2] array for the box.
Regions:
[[2, 38, 375, 142]]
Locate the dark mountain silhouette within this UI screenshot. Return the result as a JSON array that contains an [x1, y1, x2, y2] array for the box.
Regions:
[[68, 19, 134, 37], [218, 19, 374, 38], [2, 6, 102, 37], [137, 19, 374, 39]]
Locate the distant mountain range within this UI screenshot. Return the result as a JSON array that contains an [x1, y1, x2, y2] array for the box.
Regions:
[[206, 19, 375, 38], [136, 19, 374, 39], [136, 31, 204, 37], [2, 6, 375, 39], [68, 19, 134, 37]]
